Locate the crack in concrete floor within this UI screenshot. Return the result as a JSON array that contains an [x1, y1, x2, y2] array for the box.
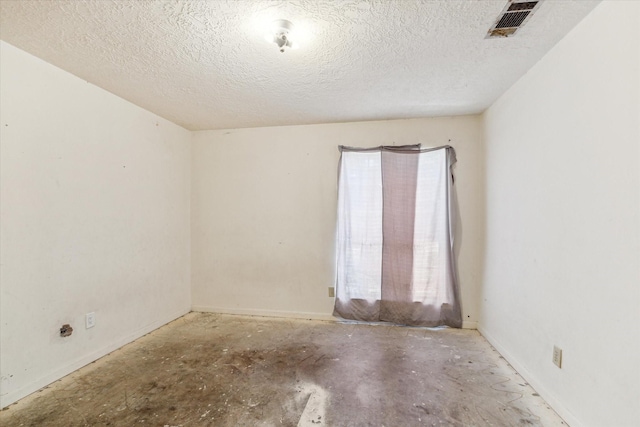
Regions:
[[0, 313, 567, 426]]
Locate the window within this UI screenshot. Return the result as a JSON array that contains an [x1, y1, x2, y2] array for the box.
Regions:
[[333, 145, 462, 328]]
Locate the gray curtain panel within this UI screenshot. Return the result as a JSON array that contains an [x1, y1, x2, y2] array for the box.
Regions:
[[333, 145, 462, 328]]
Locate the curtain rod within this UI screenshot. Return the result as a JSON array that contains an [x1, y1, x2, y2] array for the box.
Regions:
[[338, 144, 454, 155]]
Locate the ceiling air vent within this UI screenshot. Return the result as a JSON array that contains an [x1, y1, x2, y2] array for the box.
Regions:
[[486, 0, 541, 38]]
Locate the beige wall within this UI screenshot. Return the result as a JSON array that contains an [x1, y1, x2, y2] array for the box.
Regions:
[[0, 41, 192, 407], [191, 116, 483, 328], [480, 2, 640, 426]]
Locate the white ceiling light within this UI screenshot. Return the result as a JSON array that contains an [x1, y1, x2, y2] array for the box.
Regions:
[[266, 19, 297, 53]]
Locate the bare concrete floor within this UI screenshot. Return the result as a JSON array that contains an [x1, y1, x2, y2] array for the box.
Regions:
[[1, 313, 567, 426]]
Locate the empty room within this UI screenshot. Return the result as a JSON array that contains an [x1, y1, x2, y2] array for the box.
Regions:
[[0, 0, 638, 426]]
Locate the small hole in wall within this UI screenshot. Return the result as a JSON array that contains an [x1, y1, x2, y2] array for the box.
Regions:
[[60, 324, 73, 337]]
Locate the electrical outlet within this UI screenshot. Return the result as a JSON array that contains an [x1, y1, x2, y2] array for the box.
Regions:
[[86, 312, 96, 329], [328, 287, 335, 298], [552, 346, 562, 368]]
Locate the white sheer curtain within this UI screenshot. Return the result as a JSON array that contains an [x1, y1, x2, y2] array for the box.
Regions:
[[333, 145, 461, 328]]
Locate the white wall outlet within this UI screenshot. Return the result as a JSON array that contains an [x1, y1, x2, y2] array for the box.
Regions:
[[85, 312, 96, 329], [328, 287, 335, 298], [552, 345, 562, 368]]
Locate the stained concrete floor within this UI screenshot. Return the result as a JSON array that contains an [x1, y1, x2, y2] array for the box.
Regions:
[[1, 313, 567, 427]]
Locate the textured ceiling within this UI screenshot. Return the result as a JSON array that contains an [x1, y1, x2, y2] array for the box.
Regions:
[[0, 0, 600, 131]]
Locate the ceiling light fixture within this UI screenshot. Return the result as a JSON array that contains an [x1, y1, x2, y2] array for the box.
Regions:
[[266, 19, 297, 53]]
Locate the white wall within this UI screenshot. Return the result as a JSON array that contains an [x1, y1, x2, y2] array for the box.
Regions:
[[191, 117, 483, 327], [480, 2, 640, 426], [0, 41, 192, 408]]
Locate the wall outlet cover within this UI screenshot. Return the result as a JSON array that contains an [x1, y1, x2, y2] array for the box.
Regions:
[[86, 312, 96, 329], [552, 345, 562, 368]]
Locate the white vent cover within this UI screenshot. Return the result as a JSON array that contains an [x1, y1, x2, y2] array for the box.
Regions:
[[486, 1, 542, 38]]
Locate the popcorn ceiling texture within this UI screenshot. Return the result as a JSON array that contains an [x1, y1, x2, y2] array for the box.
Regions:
[[0, 0, 599, 130]]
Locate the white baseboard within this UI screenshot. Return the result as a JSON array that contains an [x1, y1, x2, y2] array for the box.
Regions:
[[0, 307, 190, 409], [191, 306, 337, 321], [477, 325, 581, 427], [462, 320, 477, 329], [192, 306, 478, 330]]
